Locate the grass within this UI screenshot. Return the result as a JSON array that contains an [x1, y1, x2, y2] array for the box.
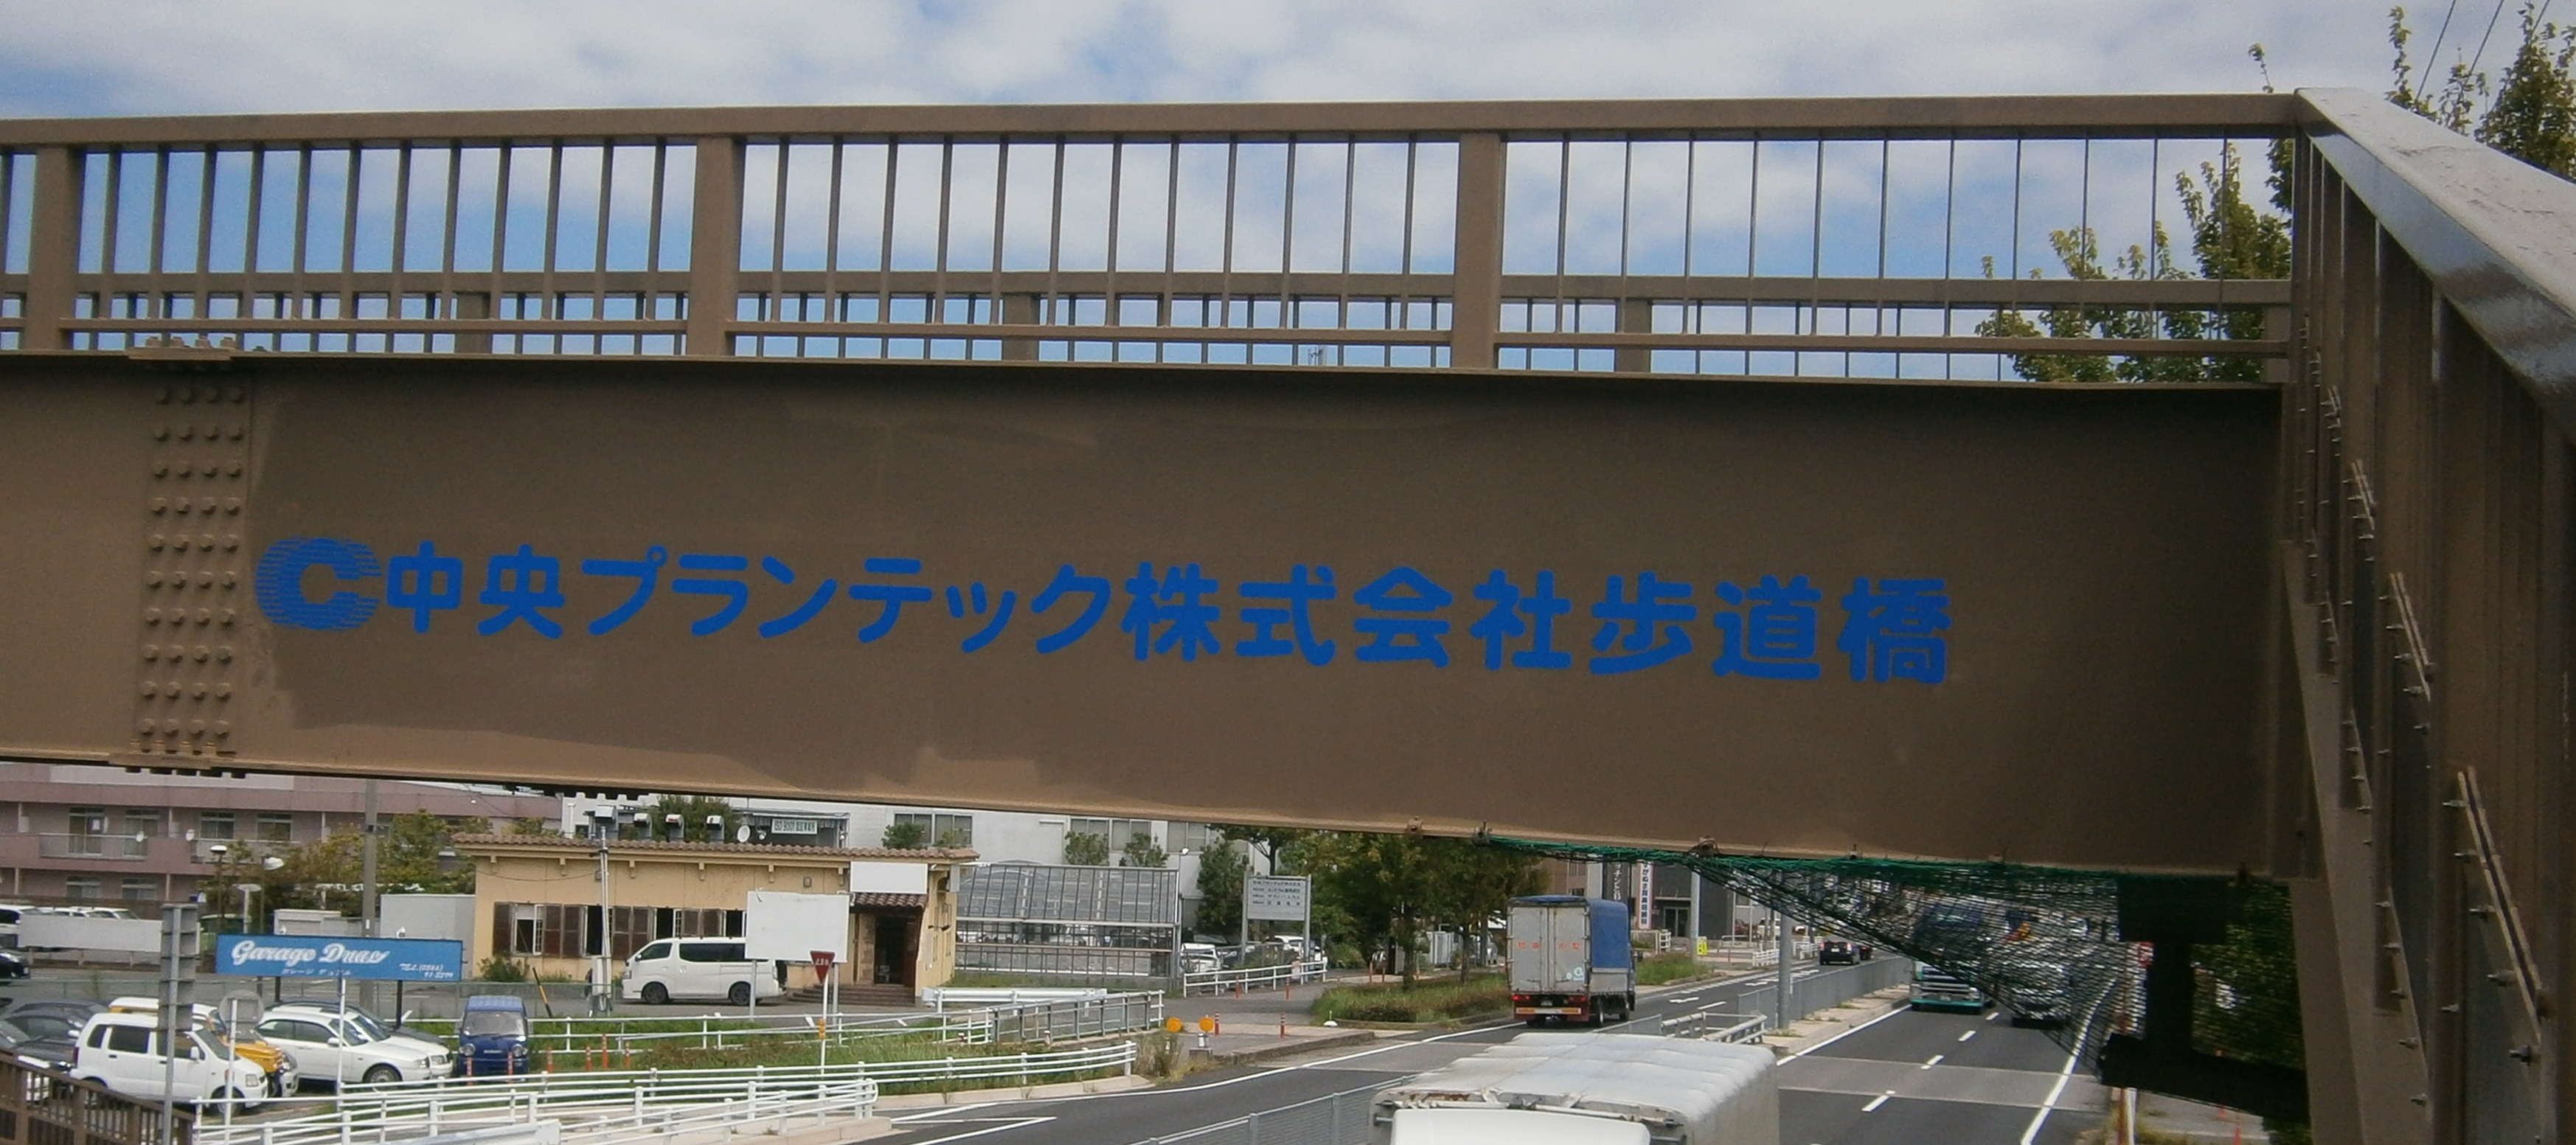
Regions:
[[1634, 952, 1712, 986], [1308, 974, 1509, 1024], [941, 971, 1167, 993]]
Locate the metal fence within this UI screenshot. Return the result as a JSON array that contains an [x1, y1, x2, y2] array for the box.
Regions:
[[1179, 958, 1328, 997], [0, 97, 2294, 380], [1134, 1084, 1378, 1145], [1723, 956, 1913, 1028], [0, 1055, 190, 1145]]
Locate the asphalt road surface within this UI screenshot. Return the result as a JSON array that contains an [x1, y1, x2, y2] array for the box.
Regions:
[[872, 961, 2108, 1145]]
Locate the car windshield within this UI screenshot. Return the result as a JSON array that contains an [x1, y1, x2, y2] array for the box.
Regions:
[[459, 1011, 526, 1037], [344, 1012, 392, 1042]]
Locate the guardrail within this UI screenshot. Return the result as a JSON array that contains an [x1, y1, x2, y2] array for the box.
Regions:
[[406, 991, 1165, 1069], [196, 1043, 1135, 1145], [1179, 958, 1327, 997], [1657, 1012, 1768, 1044]]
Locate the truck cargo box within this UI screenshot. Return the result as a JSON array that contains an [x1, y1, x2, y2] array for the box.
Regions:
[[1372, 1032, 1777, 1145]]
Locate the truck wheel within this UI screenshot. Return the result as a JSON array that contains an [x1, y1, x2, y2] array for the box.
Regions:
[[728, 981, 751, 1006], [642, 982, 670, 1005]]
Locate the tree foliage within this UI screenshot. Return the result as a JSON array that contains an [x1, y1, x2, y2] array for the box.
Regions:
[[1302, 832, 1543, 986], [212, 811, 473, 930], [1061, 830, 1111, 866], [2391, 4, 2576, 180], [881, 820, 928, 849], [646, 794, 739, 843], [1194, 841, 1249, 939], [1120, 832, 1169, 869]]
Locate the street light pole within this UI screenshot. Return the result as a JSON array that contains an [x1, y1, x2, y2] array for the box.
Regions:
[[592, 808, 614, 1014]]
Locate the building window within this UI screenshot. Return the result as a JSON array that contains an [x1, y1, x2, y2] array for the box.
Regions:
[[198, 811, 235, 840], [66, 807, 105, 855], [1167, 822, 1221, 853], [1069, 818, 1154, 861], [121, 878, 155, 902], [63, 877, 100, 901], [123, 810, 162, 839], [495, 902, 594, 960], [891, 812, 973, 849], [255, 813, 294, 843]]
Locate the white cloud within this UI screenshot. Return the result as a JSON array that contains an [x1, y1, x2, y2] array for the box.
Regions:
[[0, 1, 2397, 116]]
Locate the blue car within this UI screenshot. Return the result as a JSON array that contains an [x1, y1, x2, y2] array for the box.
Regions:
[[454, 995, 532, 1077]]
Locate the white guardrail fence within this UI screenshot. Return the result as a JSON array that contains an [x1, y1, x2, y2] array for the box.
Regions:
[[195, 1043, 1138, 1145], [461, 990, 1164, 1067], [1179, 958, 1328, 997]]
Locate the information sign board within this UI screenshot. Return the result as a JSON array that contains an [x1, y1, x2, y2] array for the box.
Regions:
[[1245, 876, 1310, 922], [214, 934, 464, 981]]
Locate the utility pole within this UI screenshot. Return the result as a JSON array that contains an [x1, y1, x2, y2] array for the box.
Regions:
[[360, 779, 380, 934], [1774, 905, 1793, 1032], [593, 808, 615, 1014]]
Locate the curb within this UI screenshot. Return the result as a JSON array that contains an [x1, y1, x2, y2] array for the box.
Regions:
[[1207, 1028, 1379, 1065], [871, 1073, 1153, 1110]]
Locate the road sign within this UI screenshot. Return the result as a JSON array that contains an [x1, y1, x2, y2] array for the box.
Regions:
[[1246, 876, 1310, 922]]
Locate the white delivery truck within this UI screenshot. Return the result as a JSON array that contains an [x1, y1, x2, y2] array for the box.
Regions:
[[1508, 896, 1636, 1025], [1372, 1031, 1777, 1145]]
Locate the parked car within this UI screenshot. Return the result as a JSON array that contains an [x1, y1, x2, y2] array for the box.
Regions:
[[618, 939, 785, 1006], [0, 1000, 103, 1042], [105, 997, 296, 1096], [0, 903, 27, 948], [454, 995, 532, 1077], [0, 1015, 77, 1071], [1816, 938, 1875, 965], [0, 948, 27, 978], [257, 1003, 452, 1087], [1179, 942, 1221, 975], [72, 1012, 270, 1110]]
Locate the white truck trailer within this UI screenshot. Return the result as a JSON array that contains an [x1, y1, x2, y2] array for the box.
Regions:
[[1371, 1031, 1778, 1145]]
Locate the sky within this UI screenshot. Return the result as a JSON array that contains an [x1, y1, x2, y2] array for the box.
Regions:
[[0, 1, 2420, 117]]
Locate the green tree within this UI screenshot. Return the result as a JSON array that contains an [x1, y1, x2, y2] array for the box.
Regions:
[[211, 811, 473, 930], [1120, 832, 1168, 869], [645, 794, 738, 843], [1212, 824, 1315, 874], [1194, 841, 1248, 939], [880, 820, 928, 849], [1062, 831, 1111, 866], [2389, 4, 2576, 179]]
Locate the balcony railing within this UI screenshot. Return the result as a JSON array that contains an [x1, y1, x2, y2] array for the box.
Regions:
[[33, 832, 148, 860]]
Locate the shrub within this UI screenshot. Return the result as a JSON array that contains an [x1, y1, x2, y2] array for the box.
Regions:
[[1310, 975, 1509, 1024], [1635, 952, 1707, 986]]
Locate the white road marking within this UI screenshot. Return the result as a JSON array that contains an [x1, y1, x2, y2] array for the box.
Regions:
[[1985, 1011, 2001, 1022], [895, 1117, 1054, 1144], [889, 1104, 999, 1123], [1957, 1029, 1978, 1043], [1920, 1054, 1944, 1069], [2017, 999, 2106, 1145], [1784, 1003, 1909, 1059], [1861, 1093, 1893, 1113]]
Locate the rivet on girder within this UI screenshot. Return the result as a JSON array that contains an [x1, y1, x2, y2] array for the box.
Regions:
[[159, 720, 178, 734], [198, 572, 215, 588], [143, 609, 161, 624], [212, 683, 232, 699], [150, 498, 168, 514], [141, 645, 159, 661], [223, 498, 240, 514], [176, 425, 195, 441], [221, 535, 237, 551], [151, 461, 170, 478], [226, 386, 244, 403], [137, 682, 157, 697], [214, 647, 232, 662], [226, 425, 243, 441], [190, 646, 209, 662], [211, 721, 231, 737], [153, 424, 172, 440], [176, 387, 197, 405], [199, 462, 217, 477], [147, 535, 165, 550], [136, 719, 155, 735], [225, 461, 243, 477]]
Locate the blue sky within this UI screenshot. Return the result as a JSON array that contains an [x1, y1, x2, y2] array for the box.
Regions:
[[0, 1, 2404, 116]]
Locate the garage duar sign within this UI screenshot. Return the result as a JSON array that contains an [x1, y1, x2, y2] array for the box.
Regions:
[[215, 934, 465, 982]]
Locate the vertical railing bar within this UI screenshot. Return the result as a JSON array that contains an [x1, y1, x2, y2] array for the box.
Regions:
[[145, 147, 168, 322], [389, 145, 414, 337], [645, 139, 667, 291], [339, 142, 363, 330], [242, 147, 268, 333], [1940, 134, 1955, 379], [0, 151, 14, 282], [1875, 136, 1890, 358], [1219, 135, 1239, 343], [989, 133, 1010, 336], [1553, 134, 1572, 336], [1045, 136, 1066, 338], [1162, 135, 1179, 361], [191, 147, 221, 319], [1279, 133, 1296, 344], [1398, 134, 1417, 299], [2148, 134, 2162, 335], [1809, 136, 1825, 369], [488, 144, 513, 341], [875, 139, 897, 330], [439, 142, 464, 334], [933, 136, 956, 336], [286, 144, 314, 322], [540, 141, 564, 324], [822, 136, 844, 321], [1338, 136, 1355, 355], [1103, 135, 1125, 338], [591, 142, 615, 335], [98, 149, 123, 334], [769, 138, 791, 333]]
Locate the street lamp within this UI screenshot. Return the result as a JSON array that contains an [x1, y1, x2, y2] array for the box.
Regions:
[[589, 808, 618, 1013]]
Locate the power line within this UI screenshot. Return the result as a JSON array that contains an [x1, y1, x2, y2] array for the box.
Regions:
[[2421, 0, 2468, 102], [2468, 0, 2517, 79]]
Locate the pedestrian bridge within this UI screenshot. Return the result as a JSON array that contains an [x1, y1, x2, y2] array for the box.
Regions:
[[0, 90, 2569, 1141]]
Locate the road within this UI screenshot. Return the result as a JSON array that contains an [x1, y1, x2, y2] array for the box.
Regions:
[[872, 961, 2108, 1145]]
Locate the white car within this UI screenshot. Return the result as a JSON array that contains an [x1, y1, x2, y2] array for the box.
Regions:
[[619, 939, 784, 1005], [73, 1012, 269, 1110], [256, 1005, 451, 1087]]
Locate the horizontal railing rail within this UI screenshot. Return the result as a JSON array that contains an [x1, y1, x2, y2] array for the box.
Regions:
[[1179, 958, 1329, 996], [0, 94, 2300, 382]]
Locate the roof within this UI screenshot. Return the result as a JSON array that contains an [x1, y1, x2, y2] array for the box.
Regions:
[[448, 833, 974, 862], [849, 893, 928, 910]]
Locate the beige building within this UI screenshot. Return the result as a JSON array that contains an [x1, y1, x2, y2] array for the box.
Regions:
[[450, 834, 972, 1000]]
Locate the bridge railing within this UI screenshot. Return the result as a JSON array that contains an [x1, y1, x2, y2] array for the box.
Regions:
[[0, 97, 2294, 380], [0, 1055, 191, 1145]]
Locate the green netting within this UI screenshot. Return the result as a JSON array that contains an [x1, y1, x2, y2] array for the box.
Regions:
[[1479, 835, 2300, 1081]]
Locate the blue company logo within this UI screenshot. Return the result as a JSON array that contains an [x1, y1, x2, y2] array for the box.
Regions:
[[252, 537, 381, 631], [249, 536, 1952, 684]]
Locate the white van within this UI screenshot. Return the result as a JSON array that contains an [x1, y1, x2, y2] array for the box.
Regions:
[[73, 1012, 269, 1109], [619, 939, 784, 1005]]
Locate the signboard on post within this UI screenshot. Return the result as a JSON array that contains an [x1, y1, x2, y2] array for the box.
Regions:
[[214, 934, 464, 981], [1245, 876, 1310, 922], [744, 891, 851, 963]]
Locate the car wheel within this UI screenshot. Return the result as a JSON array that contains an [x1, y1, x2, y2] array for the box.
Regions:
[[642, 982, 670, 1005], [362, 1065, 402, 1086], [727, 981, 751, 1006]]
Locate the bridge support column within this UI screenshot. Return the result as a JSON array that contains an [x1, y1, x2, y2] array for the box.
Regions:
[[685, 136, 744, 357], [23, 146, 77, 350], [1449, 133, 1502, 371]]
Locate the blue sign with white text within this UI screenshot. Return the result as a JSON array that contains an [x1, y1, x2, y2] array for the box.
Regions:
[[215, 933, 465, 981]]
